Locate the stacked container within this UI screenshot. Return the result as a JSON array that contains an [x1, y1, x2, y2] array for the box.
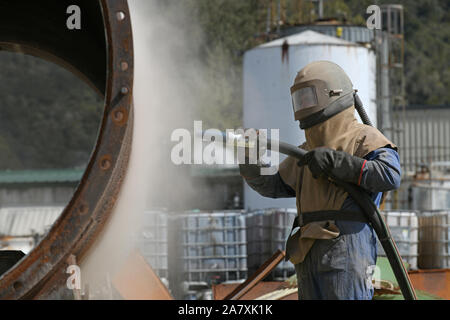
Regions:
[[170, 210, 247, 298], [137, 210, 169, 283], [418, 211, 450, 269], [246, 208, 297, 280], [377, 211, 419, 270]]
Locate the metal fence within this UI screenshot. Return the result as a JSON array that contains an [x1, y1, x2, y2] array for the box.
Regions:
[[393, 106, 450, 173]]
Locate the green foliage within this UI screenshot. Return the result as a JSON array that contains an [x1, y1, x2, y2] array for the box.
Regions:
[[0, 52, 103, 170]]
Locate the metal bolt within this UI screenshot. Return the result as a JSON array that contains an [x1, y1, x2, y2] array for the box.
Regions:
[[114, 110, 124, 122], [116, 11, 126, 21], [13, 281, 22, 291], [121, 87, 129, 95], [78, 203, 88, 215], [100, 157, 112, 170]]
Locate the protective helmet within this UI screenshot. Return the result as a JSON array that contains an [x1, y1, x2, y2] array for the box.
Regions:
[[290, 61, 355, 129]]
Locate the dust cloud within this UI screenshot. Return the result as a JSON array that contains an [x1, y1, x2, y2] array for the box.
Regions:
[[79, 0, 232, 299]]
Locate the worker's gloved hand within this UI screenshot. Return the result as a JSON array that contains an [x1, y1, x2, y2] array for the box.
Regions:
[[238, 129, 268, 179], [239, 164, 261, 179], [297, 147, 366, 184]]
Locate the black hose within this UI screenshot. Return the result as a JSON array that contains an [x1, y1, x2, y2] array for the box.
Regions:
[[354, 93, 374, 127], [350, 94, 416, 299], [332, 180, 417, 300], [267, 140, 307, 159]]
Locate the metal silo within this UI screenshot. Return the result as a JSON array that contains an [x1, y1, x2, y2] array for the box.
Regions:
[[243, 30, 377, 210]]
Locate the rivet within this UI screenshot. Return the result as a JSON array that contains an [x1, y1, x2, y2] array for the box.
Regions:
[[121, 87, 129, 95], [78, 203, 89, 215], [100, 156, 112, 171], [120, 61, 128, 71], [111, 107, 127, 127], [13, 281, 23, 291], [114, 110, 124, 122], [116, 11, 126, 21]]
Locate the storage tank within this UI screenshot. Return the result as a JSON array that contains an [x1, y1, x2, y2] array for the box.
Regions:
[[243, 30, 377, 210]]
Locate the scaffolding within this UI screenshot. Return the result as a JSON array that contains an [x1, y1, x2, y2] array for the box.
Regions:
[[375, 4, 405, 143]]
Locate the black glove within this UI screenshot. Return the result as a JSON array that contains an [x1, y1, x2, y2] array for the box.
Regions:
[[297, 147, 366, 184], [239, 164, 261, 179], [238, 129, 268, 179]]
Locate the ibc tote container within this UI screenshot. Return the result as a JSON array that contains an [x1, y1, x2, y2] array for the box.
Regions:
[[172, 211, 248, 287], [137, 210, 169, 281], [376, 211, 419, 270], [418, 211, 450, 269], [246, 208, 297, 280]]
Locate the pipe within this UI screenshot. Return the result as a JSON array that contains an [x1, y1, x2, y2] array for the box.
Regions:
[[354, 93, 374, 127]]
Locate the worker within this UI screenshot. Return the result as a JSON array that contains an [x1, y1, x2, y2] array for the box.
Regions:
[[239, 61, 401, 300]]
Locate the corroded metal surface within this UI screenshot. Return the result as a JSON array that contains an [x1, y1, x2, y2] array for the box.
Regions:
[[112, 251, 173, 300], [0, 0, 133, 299], [409, 269, 450, 300]]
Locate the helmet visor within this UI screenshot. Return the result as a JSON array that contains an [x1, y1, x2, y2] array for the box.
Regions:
[[291, 86, 318, 112]]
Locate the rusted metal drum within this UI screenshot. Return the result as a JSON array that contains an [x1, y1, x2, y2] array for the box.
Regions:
[[0, 0, 133, 299]]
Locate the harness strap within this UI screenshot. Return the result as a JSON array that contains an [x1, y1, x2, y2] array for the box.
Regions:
[[294, 210, 370, 228]]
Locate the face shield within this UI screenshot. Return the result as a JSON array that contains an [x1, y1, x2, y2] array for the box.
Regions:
[[291, 86, 318, 112], [290, 79, 328, 121]]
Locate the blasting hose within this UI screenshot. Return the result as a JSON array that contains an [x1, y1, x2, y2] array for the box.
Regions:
[[354, 92, 374, 127]]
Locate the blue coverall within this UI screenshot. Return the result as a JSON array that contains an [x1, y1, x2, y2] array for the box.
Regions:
[[245, 147, 401, 300]]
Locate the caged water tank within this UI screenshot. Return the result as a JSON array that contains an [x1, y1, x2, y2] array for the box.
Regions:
[[376, 211, 419, 270], [246, 208, 297, 280], [170, 210, 248, 297], [137, 210, 170, 283]]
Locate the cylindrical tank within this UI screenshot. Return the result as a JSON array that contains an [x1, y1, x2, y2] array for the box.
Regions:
[[243, 30, 377, 210]]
